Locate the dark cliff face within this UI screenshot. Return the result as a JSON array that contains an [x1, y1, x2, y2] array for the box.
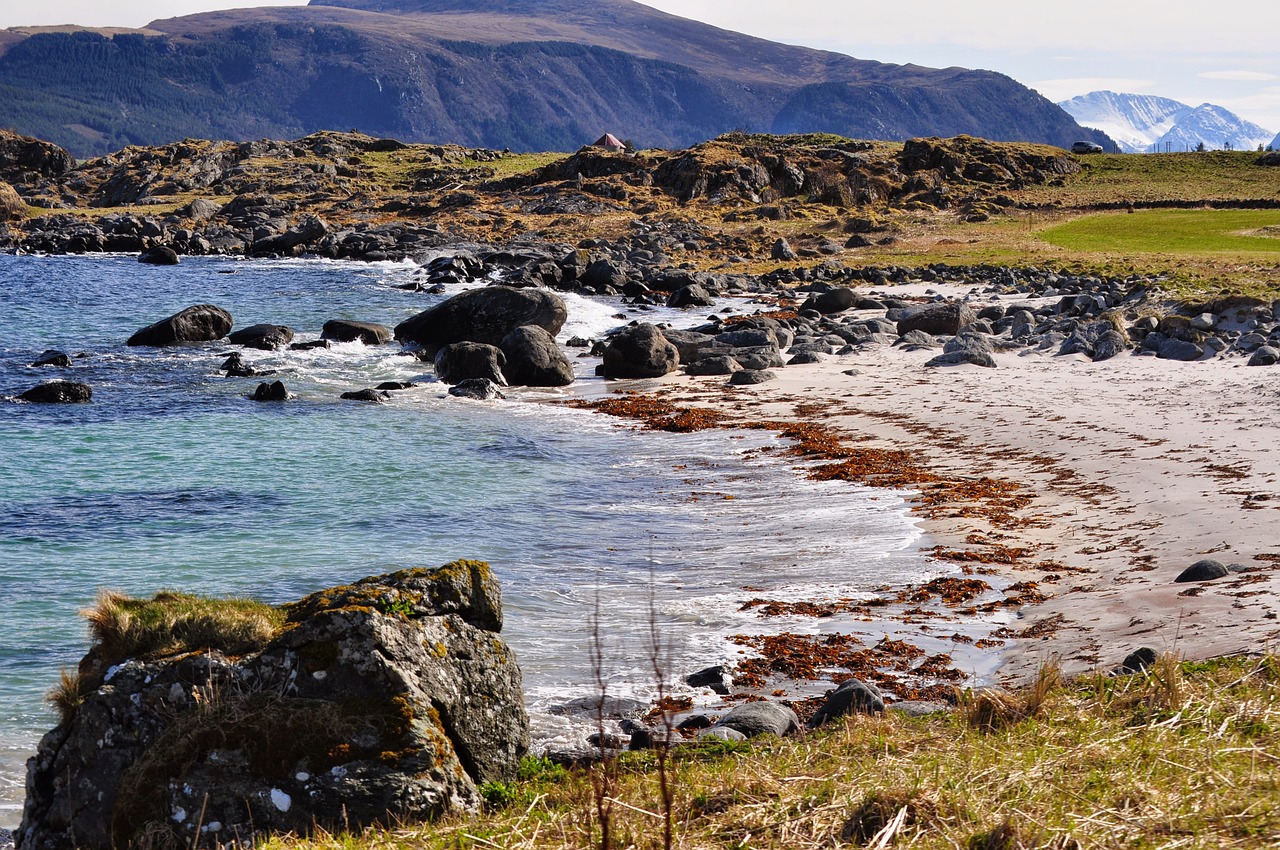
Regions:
[[0, 0, 1108, 158]]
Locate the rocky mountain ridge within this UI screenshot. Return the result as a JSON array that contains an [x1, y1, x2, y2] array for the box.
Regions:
[[0, 0, 1107, 157]]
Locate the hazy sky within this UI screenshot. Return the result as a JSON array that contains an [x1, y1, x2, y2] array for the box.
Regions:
[[2, 0, 1277, 132]]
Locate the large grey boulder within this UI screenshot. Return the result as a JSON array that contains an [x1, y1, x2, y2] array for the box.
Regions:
[[807, 678, 885, 727], [395, 286, 567, 353], [434, 342, 508, 386], [229, 323, 295, 350], [896, 302, 975, 336], [1157, 337, 1203, 362], [126, 305, 233, 346], [710, 702, 799, 739], [1248, 346, 1279, 366], [17, 562, 527, 850], [499, 326, 574, 387], [601, 323, 680, 379], [1174, 559, 1230, 583], [925, 332, 996, 367], [321, 320, 392, 345]]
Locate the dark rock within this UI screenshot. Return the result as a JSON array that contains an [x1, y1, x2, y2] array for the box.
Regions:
[[925, 332, 996, 367], [787, 350, 824, 365], [729, 368, 777, 385], [340, 389, 391, 403], [548, 696, 648, 719], [895, 329, 938, 350], [685, 665, 733, 696], [1247, 346, 1279, 366], [181, 198, 221, 221], [771, 238, 797, 261], [291, 339, 334, 351], [127, 304, 233, 346], [711, 702, 799, 738], [806, 287, 856, 314], [138, 245, 180, 266], [1174, 559, 1229, 583], [1157, 337, 1203, 361], [320, 320, 393, 345], [659, 328, 716, 363], [250, 380, 289, 401], [0, 182, 24, 222], [601, 323, 679, 379], [808, 678, 885, 727], [448, 378, 506, 400], [666, 283, 715, 308], [685, 355, 741, 376], [897, 302, 976, 336], [1091, 329, 1128, 362], [499, 326, 575, 387], [220, 352, 267, 377], [1116, 647, 1158, 674], [395, 286, 567, 352], [29, 350, 71, 368], [375, 381, 416, 391], [16, 562, 527, 850], [228, 323, 295, 350], [434, 342, 508, 386], [18, 380, 91, 403], [252, 215, 329, 255]]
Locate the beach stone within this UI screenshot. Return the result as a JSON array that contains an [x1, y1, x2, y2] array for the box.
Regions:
[[896, 301, 975, 336], [659, 328, 716, 363], [434, 342, 508, 386], [19, 380, 91, 403], [808, 678, 885, 727], [394, 286, 567, 352], [340, 388, 391, 403], [925, 332, 996, 367], [376, 381, 416, 391], [1156, 337, 1202, 362], [601, 323, 679, 378], [787, 350, 824, 365], [137, 245, 180, 266], [499, 325, 575, 387], [685, 665, 734, 696], [320, 319, 392, 345], [1247, 346, 1279, 366], [806, 287, 856, 314], [1174, 559, 1230, 583], [729, 368, 777, 385], [126, 304, 233, 346], [228, 323, 295, 350], [711, 702, 799, 738], [698, 727, 747, 743], [1091, 329, 1128, 362], [888, 701, 954, 717], [895, 329, 938, 350], [448, 378, 505, 400], [17, 562, 527, 850], [548, 696, 648, 719], [250, 380, 289, 401], [771, 237, 796, 260], [29, 350, 71, 368], [715, 327, 778, 349], [1116, 647, 1158, 674], [685, 355, 741, 376], [666, 283, 715, 308]]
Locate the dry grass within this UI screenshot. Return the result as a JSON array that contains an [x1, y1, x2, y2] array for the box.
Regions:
[[257, 653, 1280, 850], [47, 666, 86, 721], [82, 588, 284, 664]]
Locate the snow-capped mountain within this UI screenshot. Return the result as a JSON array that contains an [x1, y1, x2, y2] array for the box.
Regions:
[[1057, 91, 1190, 153], [1058, 91, 1273, 153], [1270, 131, 1280, 151]]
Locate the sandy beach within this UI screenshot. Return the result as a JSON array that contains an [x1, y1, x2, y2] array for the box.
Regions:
[[624, 288, 1280, 687]]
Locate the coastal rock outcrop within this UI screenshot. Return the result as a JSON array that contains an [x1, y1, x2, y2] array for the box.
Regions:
[[17, 561, 528, 850], [601, 323, 680, 379], [395, 286, 568, 354], [126, 305, 233, 347], [499, 326, 575, 387], [18, 380, 91, 403], [320, 320, 393, 345], [229, 323, 296, 350], [0, 182, 24, 222], [434, 342, 508, 386]]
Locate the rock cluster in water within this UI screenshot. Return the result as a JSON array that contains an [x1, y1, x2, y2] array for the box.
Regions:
[[17, 561, 528, 850]]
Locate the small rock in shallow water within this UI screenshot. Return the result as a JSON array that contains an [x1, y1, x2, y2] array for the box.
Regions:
[[19, 380, 91, 403], [448, 378, 505, 401], [250, 381, 289, 401], [30, 349, 71, 368]]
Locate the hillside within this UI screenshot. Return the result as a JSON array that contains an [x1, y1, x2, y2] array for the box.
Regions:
[[0, 0, 1107, 157]]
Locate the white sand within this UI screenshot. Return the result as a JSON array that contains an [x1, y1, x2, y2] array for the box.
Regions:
[[649, 337, 1280, 684]]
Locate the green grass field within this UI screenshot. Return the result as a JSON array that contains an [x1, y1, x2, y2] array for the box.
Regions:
[[1040, 209, 1280, 256]]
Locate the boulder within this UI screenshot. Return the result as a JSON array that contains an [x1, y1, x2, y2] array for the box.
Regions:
[[220, 352, 266, 377], [499, 326, 575, 387], [252, 215, 329, 255], [805, 287, 856, 315], [1116, 647, 1158, 674], [896, 302, 975, 336], [0, 182, 24, 222], [659, 328, 716, 364], [229, 324, 295, 350], [19, 381, 91, 403], [685, 665, 734, 696], [925, 332, 996, 367], [601, 323, 680, 379], [1157, 337, 1203, 362], [434, 342, 507, 386], [729, 368, 777, 385], [250, 380, 289, 401], [1247, 346, 1279, 366], [771, 238, 797, 261], [138, 245, 180, 266], [394, 286, 567, 353], [29, 350, 71, 368], [807, 678, 885, 727], [0, 130, 75, 181], [685, 355, 741, 376], [16, 562, 528, 850], [449, 378, 506, 400], [710, 702, 799, 739], [126, 305, 233, 346], [666, 283, 715, 309], [340, 389, 391, 403], [1174, 559, 1229, 583], [321, 320, 392, 345]]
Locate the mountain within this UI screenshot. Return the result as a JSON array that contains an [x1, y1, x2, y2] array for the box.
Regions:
[[0, 0, 1107, 157], [1272, 131, 1280, 151], [1059, 91, 1272, 153]]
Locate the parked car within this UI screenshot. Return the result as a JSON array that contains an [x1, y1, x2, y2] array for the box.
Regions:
[[1071, 141, 1104, 154]]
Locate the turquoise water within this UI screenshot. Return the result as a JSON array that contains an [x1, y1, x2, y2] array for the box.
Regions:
[[0, 254, 933, 825]]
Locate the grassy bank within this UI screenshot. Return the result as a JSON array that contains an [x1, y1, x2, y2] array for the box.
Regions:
[[262, 654, 1280, 849]]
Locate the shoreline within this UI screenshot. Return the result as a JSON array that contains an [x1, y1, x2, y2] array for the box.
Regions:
[[617, 328, 1280, 685]]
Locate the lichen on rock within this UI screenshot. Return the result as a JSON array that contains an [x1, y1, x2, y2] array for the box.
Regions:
[[17, 561, 528, 850]]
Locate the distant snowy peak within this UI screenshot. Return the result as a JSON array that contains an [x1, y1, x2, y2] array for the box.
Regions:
[[1272, 131, 1280, 151], [1058, 91, 1274, 153], [1058, 91, 1189, 153]]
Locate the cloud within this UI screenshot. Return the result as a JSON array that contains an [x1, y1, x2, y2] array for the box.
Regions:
[[1199, 70, 1280, 82], [1028, 78, 1157, 102]]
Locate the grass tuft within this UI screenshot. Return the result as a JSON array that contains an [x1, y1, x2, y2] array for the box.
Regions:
[[47, 666, 86, 721]]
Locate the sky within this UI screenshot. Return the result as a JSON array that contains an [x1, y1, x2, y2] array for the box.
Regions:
[[1, 0, 1277, 133]]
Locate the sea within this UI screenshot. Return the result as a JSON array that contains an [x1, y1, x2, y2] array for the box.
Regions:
[[0, 252, 943, 827]]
